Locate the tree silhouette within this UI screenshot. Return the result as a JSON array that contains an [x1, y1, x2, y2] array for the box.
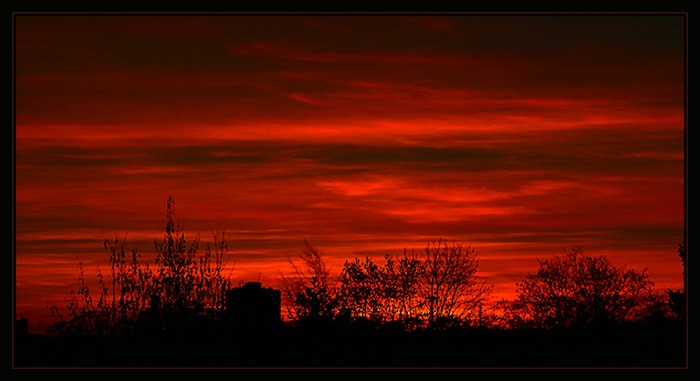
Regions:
[[279, 240, 337, 324], [381, 250, 424, 328], [47, 197, 231, 336], [336, 251, 425, 329], [500, 248, 663, 329], [336, 256, 385, 323], [151, 197, 229, 313], [420, 240, 492, 328], [331, 241, 491, 330], [666, 241, 686, 319], [678, 241, 687, 280]]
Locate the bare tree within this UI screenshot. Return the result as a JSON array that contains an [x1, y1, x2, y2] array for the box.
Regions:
[[420, 240, 492, 328], [334, 241, 491, 330], [381, 250, 424, 328], [279, 240, 337, 324]]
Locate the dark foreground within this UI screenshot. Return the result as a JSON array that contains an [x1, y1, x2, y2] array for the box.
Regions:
[[14, 320, 686, 368]]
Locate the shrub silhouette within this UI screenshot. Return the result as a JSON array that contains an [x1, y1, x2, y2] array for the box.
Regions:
[[499, 248, 664, 329], [47, 197, 231, 336]]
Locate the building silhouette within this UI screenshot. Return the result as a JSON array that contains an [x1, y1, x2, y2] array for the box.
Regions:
[[225, 282, 281, 326]]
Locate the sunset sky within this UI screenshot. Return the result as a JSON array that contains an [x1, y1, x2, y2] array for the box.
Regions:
[[14, 14, 685, 333]]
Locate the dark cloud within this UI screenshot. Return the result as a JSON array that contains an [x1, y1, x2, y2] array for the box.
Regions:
[[17, 15, 683, 127]]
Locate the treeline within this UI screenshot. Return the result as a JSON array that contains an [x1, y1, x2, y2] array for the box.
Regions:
[[281, 240, 491, 330], [44, 197, 686, 336], [281, 242, 685, 331]]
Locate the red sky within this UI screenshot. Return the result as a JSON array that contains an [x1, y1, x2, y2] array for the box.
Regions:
[[14, 15, 685, 333]]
